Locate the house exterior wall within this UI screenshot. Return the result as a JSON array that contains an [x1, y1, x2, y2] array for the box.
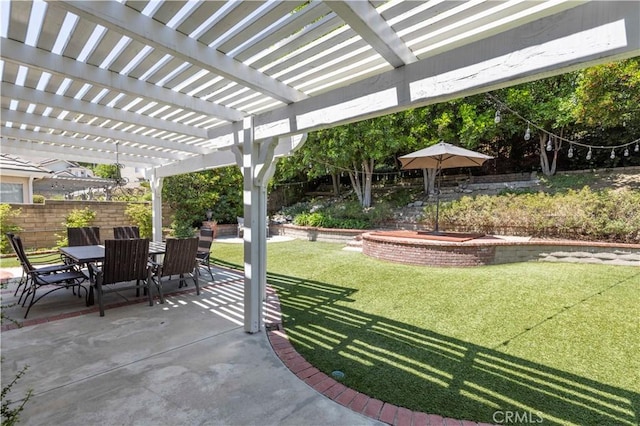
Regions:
[[0, 175, 31, 203]]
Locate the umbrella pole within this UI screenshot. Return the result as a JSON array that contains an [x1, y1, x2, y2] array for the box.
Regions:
[[434, 164, 441, 234]]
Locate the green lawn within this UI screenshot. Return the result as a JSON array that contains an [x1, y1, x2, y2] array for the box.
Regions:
[[212, 240, 640, 425]]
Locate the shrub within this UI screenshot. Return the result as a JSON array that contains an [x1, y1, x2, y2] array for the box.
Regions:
[[0, 205, 22, 254], [125, 203, 152, 238], [431, 187, 640, 243], [56, 207, 96, 247], [32, 195, 45, 204]]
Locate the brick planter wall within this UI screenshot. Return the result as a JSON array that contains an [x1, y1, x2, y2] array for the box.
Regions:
[[277, 224, 363, 243]]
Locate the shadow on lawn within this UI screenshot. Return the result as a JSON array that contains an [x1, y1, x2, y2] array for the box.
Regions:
[[265, 270, 639, 426]]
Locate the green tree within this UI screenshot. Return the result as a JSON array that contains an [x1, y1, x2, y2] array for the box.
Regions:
[[162, 166, 243, 226], [573, 57, 640, 129], [295, 114, 411, 207], [493, 73, 578, 176]]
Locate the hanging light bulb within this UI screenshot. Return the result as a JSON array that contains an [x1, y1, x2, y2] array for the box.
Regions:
[[567, 145, 574, 158], [635, 143, 639, 153], [494, 110, 501, 123], [610, 149, 615, 159], [586, 147, 592, 160], [546, 136, 553, 151], [624, 147, 629, 157], [524, 123, 531, 141]]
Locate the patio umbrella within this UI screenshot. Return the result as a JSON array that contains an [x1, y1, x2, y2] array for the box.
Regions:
[[398, 142, 493, 233]]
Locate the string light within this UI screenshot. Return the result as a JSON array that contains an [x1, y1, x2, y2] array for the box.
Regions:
[[487, 93, 639, 163]]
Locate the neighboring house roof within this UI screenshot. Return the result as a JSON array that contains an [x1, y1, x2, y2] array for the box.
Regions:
[[0, 154, 51, 177]]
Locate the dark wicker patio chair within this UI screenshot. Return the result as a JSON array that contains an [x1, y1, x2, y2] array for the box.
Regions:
[[113, 226, 140, 239], [6, 233, 75, 303], [149, 237, 199, 304], [196, 227, 214, 280], [67, 227, 101, 246], [9, 233, 88, 318], [88, 238, 153, 317]]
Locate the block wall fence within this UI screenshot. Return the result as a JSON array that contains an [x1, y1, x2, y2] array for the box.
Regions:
[[4, 200, 174, 250]]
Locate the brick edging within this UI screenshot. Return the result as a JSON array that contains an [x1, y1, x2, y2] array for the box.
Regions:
[[265, 290, 493, 426]]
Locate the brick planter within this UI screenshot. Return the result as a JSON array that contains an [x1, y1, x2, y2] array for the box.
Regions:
[[362, 231, 640, 267]]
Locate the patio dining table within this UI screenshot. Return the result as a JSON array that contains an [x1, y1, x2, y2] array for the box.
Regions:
[[59, 241, 166, 305]]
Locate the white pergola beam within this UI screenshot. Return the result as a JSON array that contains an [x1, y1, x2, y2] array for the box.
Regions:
[[326, 0, 417, 67], [49, 0, 309, 104], [209, 1, 640, 143], [150, 134, 307, 178], [1, 135, 162, 168], [0, 126, 171, 164], [1, 108, 204, 156], [1, 83, 208, 141], [0, 38, 244, 123]]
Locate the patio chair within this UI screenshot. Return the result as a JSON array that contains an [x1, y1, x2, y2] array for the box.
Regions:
[[236, 216, 269, 238], [149, 237, 199, 304], [67, 227, 101, 246], [237, 217, 244, 238], [196, 227, 214, 280], [113, 226, 140, 239], [6, 233, 74, 303], [88, 238, 153, 317], [8, 233, 88, 318]]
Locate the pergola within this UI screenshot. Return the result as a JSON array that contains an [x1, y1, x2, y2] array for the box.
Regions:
[[2, 0, 639, 332]]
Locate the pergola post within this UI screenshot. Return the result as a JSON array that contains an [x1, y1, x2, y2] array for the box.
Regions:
[[237, 117, 278, 333], [149, 171, 164, 242]]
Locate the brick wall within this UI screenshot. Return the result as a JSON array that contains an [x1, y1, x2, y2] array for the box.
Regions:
[[362, 233, 640, 267], [5, 200, 173, 250], [277, 224, 363, 243]]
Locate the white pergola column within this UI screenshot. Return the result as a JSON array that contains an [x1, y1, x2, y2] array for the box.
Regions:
[[149, 171, 164, 242], [238, 117, 278, 333]]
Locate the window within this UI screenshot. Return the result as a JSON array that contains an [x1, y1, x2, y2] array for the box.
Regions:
[[0, 183, 24, 203]]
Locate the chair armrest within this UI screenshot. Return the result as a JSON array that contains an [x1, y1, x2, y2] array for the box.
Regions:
[[148, 259, 161, 275], [88, 262, 102, 282]]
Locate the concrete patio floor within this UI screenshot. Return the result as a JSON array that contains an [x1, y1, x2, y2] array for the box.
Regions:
[[1, 265, 381, 426]]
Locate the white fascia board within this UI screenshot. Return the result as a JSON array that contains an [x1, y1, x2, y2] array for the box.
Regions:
[[0, 38, 242, 123], [209, 1, 640, 142], [1, 108, 206, 155], [49, 0, 308, 104], [1, 83, 208, 140], [326, 0, 417, 67]]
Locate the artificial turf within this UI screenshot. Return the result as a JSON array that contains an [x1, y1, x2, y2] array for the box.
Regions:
[[215, 239, 640, 425]]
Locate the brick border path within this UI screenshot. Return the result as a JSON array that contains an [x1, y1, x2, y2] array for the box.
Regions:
[[265, 291, 494, 426]]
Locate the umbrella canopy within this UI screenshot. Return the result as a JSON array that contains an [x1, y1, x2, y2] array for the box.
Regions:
[[399, 142, 493, 170], [398, 142, 493, 234]]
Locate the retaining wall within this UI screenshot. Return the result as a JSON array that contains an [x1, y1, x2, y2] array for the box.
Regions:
[[362, 232, 640, 267]]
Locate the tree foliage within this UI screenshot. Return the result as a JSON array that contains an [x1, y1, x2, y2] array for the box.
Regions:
[[162, 166, 243, 227]]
